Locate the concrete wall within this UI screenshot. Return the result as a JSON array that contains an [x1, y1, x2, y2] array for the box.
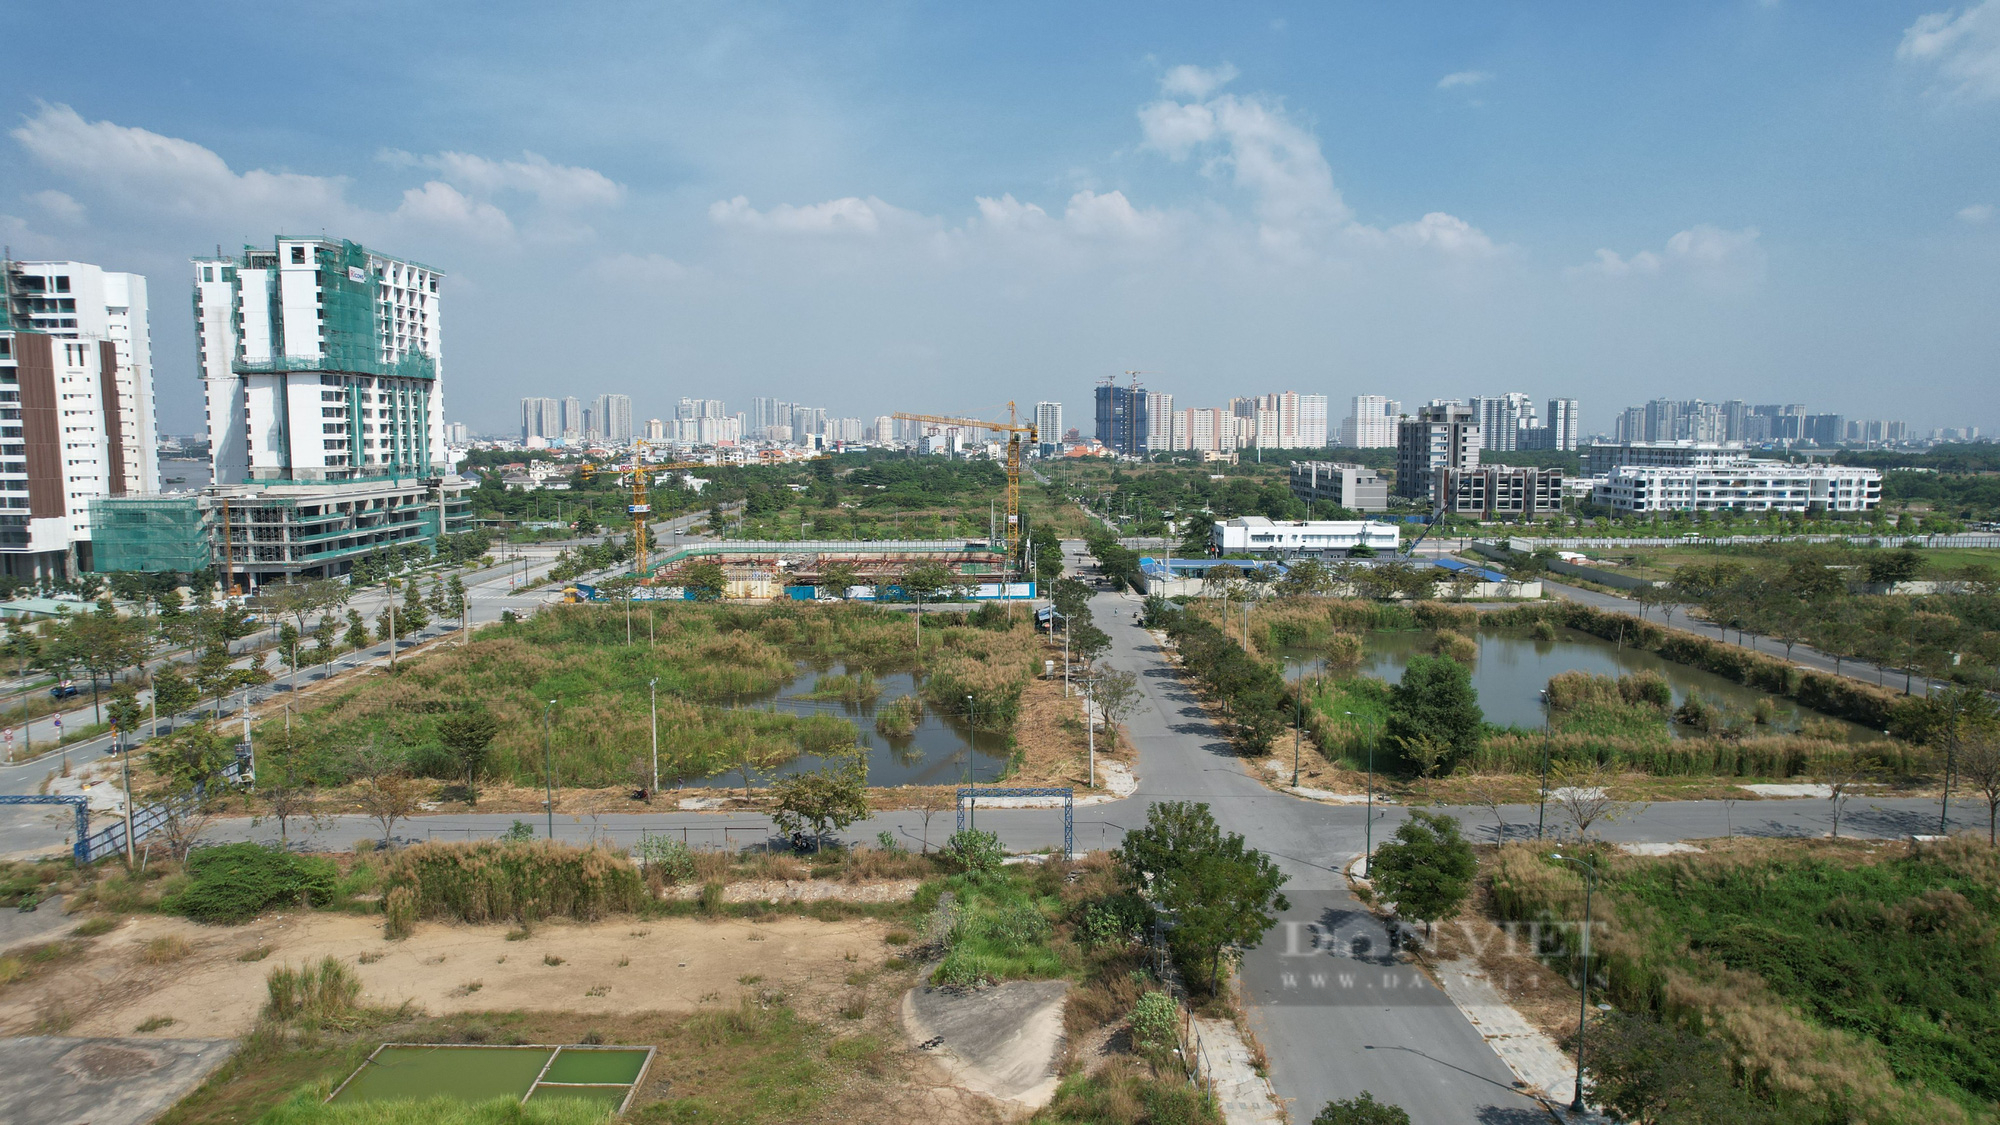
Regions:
[[1474, 541, 1654, 591]]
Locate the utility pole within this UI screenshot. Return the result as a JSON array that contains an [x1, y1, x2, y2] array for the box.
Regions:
[[649, 678, 659, 794], [543, 698, 558, 838]]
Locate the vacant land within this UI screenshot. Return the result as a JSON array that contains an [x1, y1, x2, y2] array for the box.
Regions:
[[1482, 836, 2000, 1124]]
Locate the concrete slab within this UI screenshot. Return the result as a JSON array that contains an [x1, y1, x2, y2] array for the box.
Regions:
[[0, 1036, 236, 1125], [902, 980, 1067, 1109], [0, 894, 73, 953], [1740, 783, 1833, 798]]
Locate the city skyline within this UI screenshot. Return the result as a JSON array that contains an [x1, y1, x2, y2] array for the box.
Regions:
[[0, 5, 1995, 438]]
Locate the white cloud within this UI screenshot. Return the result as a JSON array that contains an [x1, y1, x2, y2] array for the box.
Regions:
[[1959, 203, 1994, 222], [1160, 63, 1238, 99], [1387, 212, 1498, 256], [13, 102, 351, 223], [1060, 190, 1165, 240], [1574, 225, 1764, 281], [1899, 1, 2000, 101], [1436, 70, 1493, 90], [394, 181, 514, 241], [27, 189, 83, 223], [708, 194, 920, 234], [407, 150, 623, 209], [1140, 90, 1349, 238]]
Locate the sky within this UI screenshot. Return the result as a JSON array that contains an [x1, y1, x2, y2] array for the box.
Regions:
[[1, 2, 1996, 438]]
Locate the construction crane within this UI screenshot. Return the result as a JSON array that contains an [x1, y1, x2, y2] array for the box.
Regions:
[[580, 441, 715, 579], [893, 403, 1038, 562]]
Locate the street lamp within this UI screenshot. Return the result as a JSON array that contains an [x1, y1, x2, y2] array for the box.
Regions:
[[1538, 698, 1552, 841], [649, 678, 659, 794], [1291, 671, 1303, 789], [1550, 852, 1599, 1113], [1350, 710, 1375, 877], [543, 697, 559, 839]]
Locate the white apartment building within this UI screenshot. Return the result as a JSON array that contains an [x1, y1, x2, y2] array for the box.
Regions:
[[0, 259, 162, 578], [520, 396, 559, 442], [1582, 440, 1750, 477], [1034, 401, 1062, 453], [596, 394, 634, 443], [5, 259, 159, 495], [1341, 395, 1401, 448], [196, 237, 448, 483], [1591, 464, 1882, 513], [1471, 393, 1536, 453], [1210, 516, 1400, 556], [1545, 398, 1580, 452]]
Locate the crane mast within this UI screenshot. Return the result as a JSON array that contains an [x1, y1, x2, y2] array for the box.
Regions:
[[892, 403, 1038, 565]]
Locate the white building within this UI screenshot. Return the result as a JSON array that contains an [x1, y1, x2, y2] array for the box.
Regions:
[[1034, 401, 1061, 452], [520, 396, 559, 442], [596, 394, 634, 443], [1471, 393, 1536, 453], [644, 418, 667, 442], [872, 414, 897, 444], [1545, 398, 1580, 452], [196, 237, 447, 483], [1341, 395, 1401, 448], [1210, 516, 1400, 556], [5, 259, 158, 495], [1591, 464, 1881, 513], [1289, 461, 1388, 512], [0, 259, 163, 579]]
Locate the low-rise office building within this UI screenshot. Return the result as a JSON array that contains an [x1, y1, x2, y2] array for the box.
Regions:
[[1289, 461, 1388, 512], [1437, 466, 1565, 520], [1581, 440, 1749, 477], [1590, 464, 1881, 513], [1210, 516, 1400, 557]]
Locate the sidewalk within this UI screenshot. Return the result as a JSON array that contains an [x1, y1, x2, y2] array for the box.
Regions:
[[1189, 1017, 1284, 1125], [1430, 958, 1612, 1124]]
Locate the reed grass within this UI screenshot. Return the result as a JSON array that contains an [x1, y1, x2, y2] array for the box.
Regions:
[[263, 956, 362, 1025], [381, 840, 645, 935]]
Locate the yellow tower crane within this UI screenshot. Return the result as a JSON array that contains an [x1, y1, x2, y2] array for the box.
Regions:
[[892, 403, 1038, 562], [580, 442, 716, 579]]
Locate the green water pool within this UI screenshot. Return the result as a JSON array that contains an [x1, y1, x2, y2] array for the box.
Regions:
[[329, 1044, 652, 1109]]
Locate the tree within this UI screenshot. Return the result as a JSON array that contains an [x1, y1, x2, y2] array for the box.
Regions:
[[312, 614, 340, 675], [255, 735, 323, 846], [1821, 755, 1879, 839], [1384, 654, 1483, 773], [1548, 759, 1630, 839], [146, 719, 235, 793], [1091, 667, 1142, 747], [1955, 725, 2000, 845], [1049, 576, 1094, 622], [399, 577, 430, 632], [768, 763, 870, 848], [901, 560, 955, 609], [348, 742, 422, 847], [343, 608, 371, 651], [818, 560, 861, 600], [1069, 621, 1111, 668], [1117, 800, 1289, 994], [1369, 810, 1475, 936], [53, 601, 150, 724], [1865, 547, 1926, 586], [106, 685, 144, 743], [1581, 1011, 1758, 1125], [682, 559, 727, 601], [1312, 1092, 1411, 1125], [437, 712, 500, 805], [150, 666, 199, 731]]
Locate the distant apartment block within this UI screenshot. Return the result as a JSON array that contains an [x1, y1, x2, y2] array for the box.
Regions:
[[1395, 402, 1481, 502], [1591, 464, 1881, 513], [1095, 381, 1147, 456], [1341, 395, 1402, 448], [1289, 461, 1388, 512], [1582, 440, 1750, 476], [521, 396, 559, 442], [1034, 401, 1062, 453]]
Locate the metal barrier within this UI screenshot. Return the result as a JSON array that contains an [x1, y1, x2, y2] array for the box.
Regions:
[[79, 760, 244, 863], [955, 787, 1073, 856], [0, 795, 88, 864]]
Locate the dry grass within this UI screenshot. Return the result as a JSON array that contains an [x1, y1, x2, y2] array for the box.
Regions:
[[142, 935, 194, 965]]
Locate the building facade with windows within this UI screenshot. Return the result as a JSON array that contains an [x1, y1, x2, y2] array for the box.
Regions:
[[1437, 466, 1565, 520], [0, 259, 161, 578], [1590, 464, 1881, 513], [1288, 461, 1388, 512], [1394, 402, 1481, 501], [1341, 395, 1401, 448], [1210, 515, 1400, 556]]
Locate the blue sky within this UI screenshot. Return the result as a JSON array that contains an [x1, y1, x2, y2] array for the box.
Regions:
[[1, 2, 1996, 437]]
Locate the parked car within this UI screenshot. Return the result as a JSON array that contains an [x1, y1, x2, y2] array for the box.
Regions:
[[49, 683, 80, 701]]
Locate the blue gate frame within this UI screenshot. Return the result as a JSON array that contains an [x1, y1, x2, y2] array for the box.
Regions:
[[0, 795, 89, 865], [955, 787, 1073, 857]]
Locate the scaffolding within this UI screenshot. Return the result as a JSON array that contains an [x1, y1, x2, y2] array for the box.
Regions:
[[88, 495, 211, 573]]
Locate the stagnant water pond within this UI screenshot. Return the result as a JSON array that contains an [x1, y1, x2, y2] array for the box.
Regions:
[[681, 663, 1014, 788], [1281, 628, 1880, 742]]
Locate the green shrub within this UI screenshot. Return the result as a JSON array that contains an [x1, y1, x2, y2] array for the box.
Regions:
[[634, 836, 698, 884], [942, 829, 1004, 875], [1129, 990, 1177, 1049], [1312, 1091, 1411, 1125], [168, 843, 337, 923]]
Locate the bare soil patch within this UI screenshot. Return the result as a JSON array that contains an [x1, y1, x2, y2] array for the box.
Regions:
[[0, 910, 892, 1041]]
